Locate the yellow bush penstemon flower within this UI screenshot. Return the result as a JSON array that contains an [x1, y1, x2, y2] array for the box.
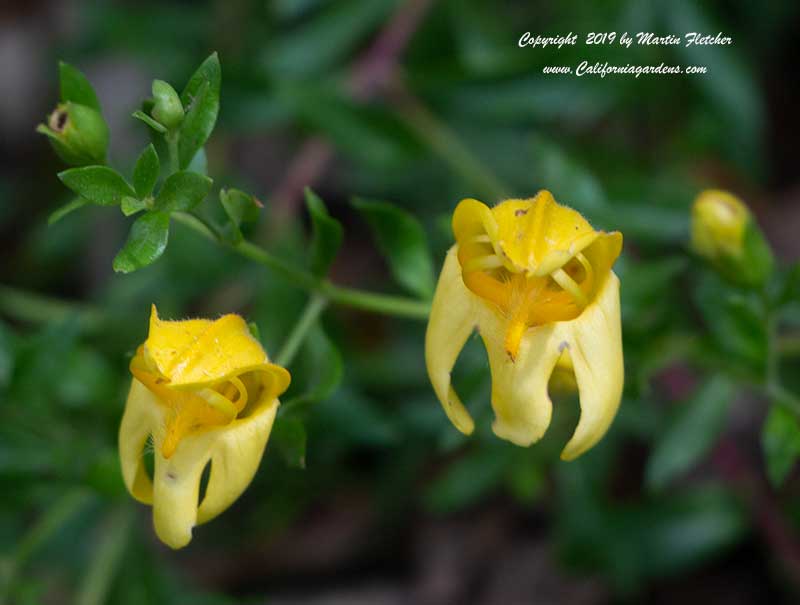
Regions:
[[425, 191, 623, 460], [119, 306, 290, 549]]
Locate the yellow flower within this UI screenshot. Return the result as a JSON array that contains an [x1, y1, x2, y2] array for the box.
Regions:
[[119, 306, 290, 549], [425, 191, 623, 460], [690, 189, 773, 287]]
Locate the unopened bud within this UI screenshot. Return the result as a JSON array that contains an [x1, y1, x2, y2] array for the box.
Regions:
[[37, 102, 109, 166], [151, 80, 183, 129], [691, 189, 774, 288]]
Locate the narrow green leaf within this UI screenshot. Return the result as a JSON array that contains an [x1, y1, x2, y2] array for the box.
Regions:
[[695, 278, 768, 373], [762, 403, 800, 487], [59, 61, 100, 110], [277, 81, 419, 169], [132, 110, 167, 134], [646, 377, 734, 490], [58, 166, 135, 206], [48, 198, 87, 225], [112, 212, 170, 273], [153, 171, 213, 213], [132, 144, 160, 198], [352, 197, 435, 299], [271, 418, 307, 469], [178, 53, 221, 169], [220, 188, 262, 243], [305, 188, 343, 277]]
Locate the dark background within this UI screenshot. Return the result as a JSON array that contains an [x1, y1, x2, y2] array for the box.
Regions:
[[1, 1, 800, 603]]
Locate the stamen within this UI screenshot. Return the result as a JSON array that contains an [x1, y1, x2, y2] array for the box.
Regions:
[[551, 268, 588, 307], [575, 252, 594, 290], [228, 375, 248, 410], [463, 255, 504, 273], [196, 388, 239, 419], [467, 234, 492, 244], [503, 274, 532, 361]]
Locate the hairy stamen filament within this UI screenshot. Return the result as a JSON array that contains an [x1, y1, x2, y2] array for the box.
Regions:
[[550, 268, 587, 307], [574, 252, 593, 293], [463, 254, 504, 273]]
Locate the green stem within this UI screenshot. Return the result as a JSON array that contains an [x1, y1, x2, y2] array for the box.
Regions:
[[275, 294, 328, 366], [166, 132, 180, 174], [75, 506, 134, 605], [1, 489, 92, 604], [320, 282, 430, 319], [172, 213, 431, 320], [234, 240, 319, 291], [396, 91, 509, 202]]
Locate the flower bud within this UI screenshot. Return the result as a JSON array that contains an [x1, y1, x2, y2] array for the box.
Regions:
[[151, 80, 183, 129], [691, 189, 774, 288], [37, 102, 109, 165]]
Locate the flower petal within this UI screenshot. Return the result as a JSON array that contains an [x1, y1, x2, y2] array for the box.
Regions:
[[118, 379, 163, 504], [559, 272, 623, 460], [425, 246, 477, 435], [477, 308, 563, 446], [196, 397, 279, 524], [150, 394, 280, 549], [146, 306, 277, 388], [491, 191, 599, 276]]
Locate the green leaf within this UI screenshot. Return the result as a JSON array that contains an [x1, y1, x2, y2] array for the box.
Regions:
[[278, 81, 419, 169], [666, 0, 763, 173], [58, 166, 135, 206], [59, 61, 100, 110], [132, 110, 167, 134], [220, 188, 262, 243], [132, 144, 159, 198], [281, 324, 343, 415], [425, 446, 513, 513], [271, 418, 307, 469], [352, 198, 435, 299], [153, 171, 212, 213], [305, 188, 343, 277], [530, 135, 607, 214], [695, 277, 768, 374], [559, 461, 745, 591], [120, 196, 148, 217], [178, 53, 221, 169], [112, 211, 170, 273], [635, 486, 745, 582], [48, 198, 87, 225], [762, 403, 800, 487], [646, 377, 734, 490]]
